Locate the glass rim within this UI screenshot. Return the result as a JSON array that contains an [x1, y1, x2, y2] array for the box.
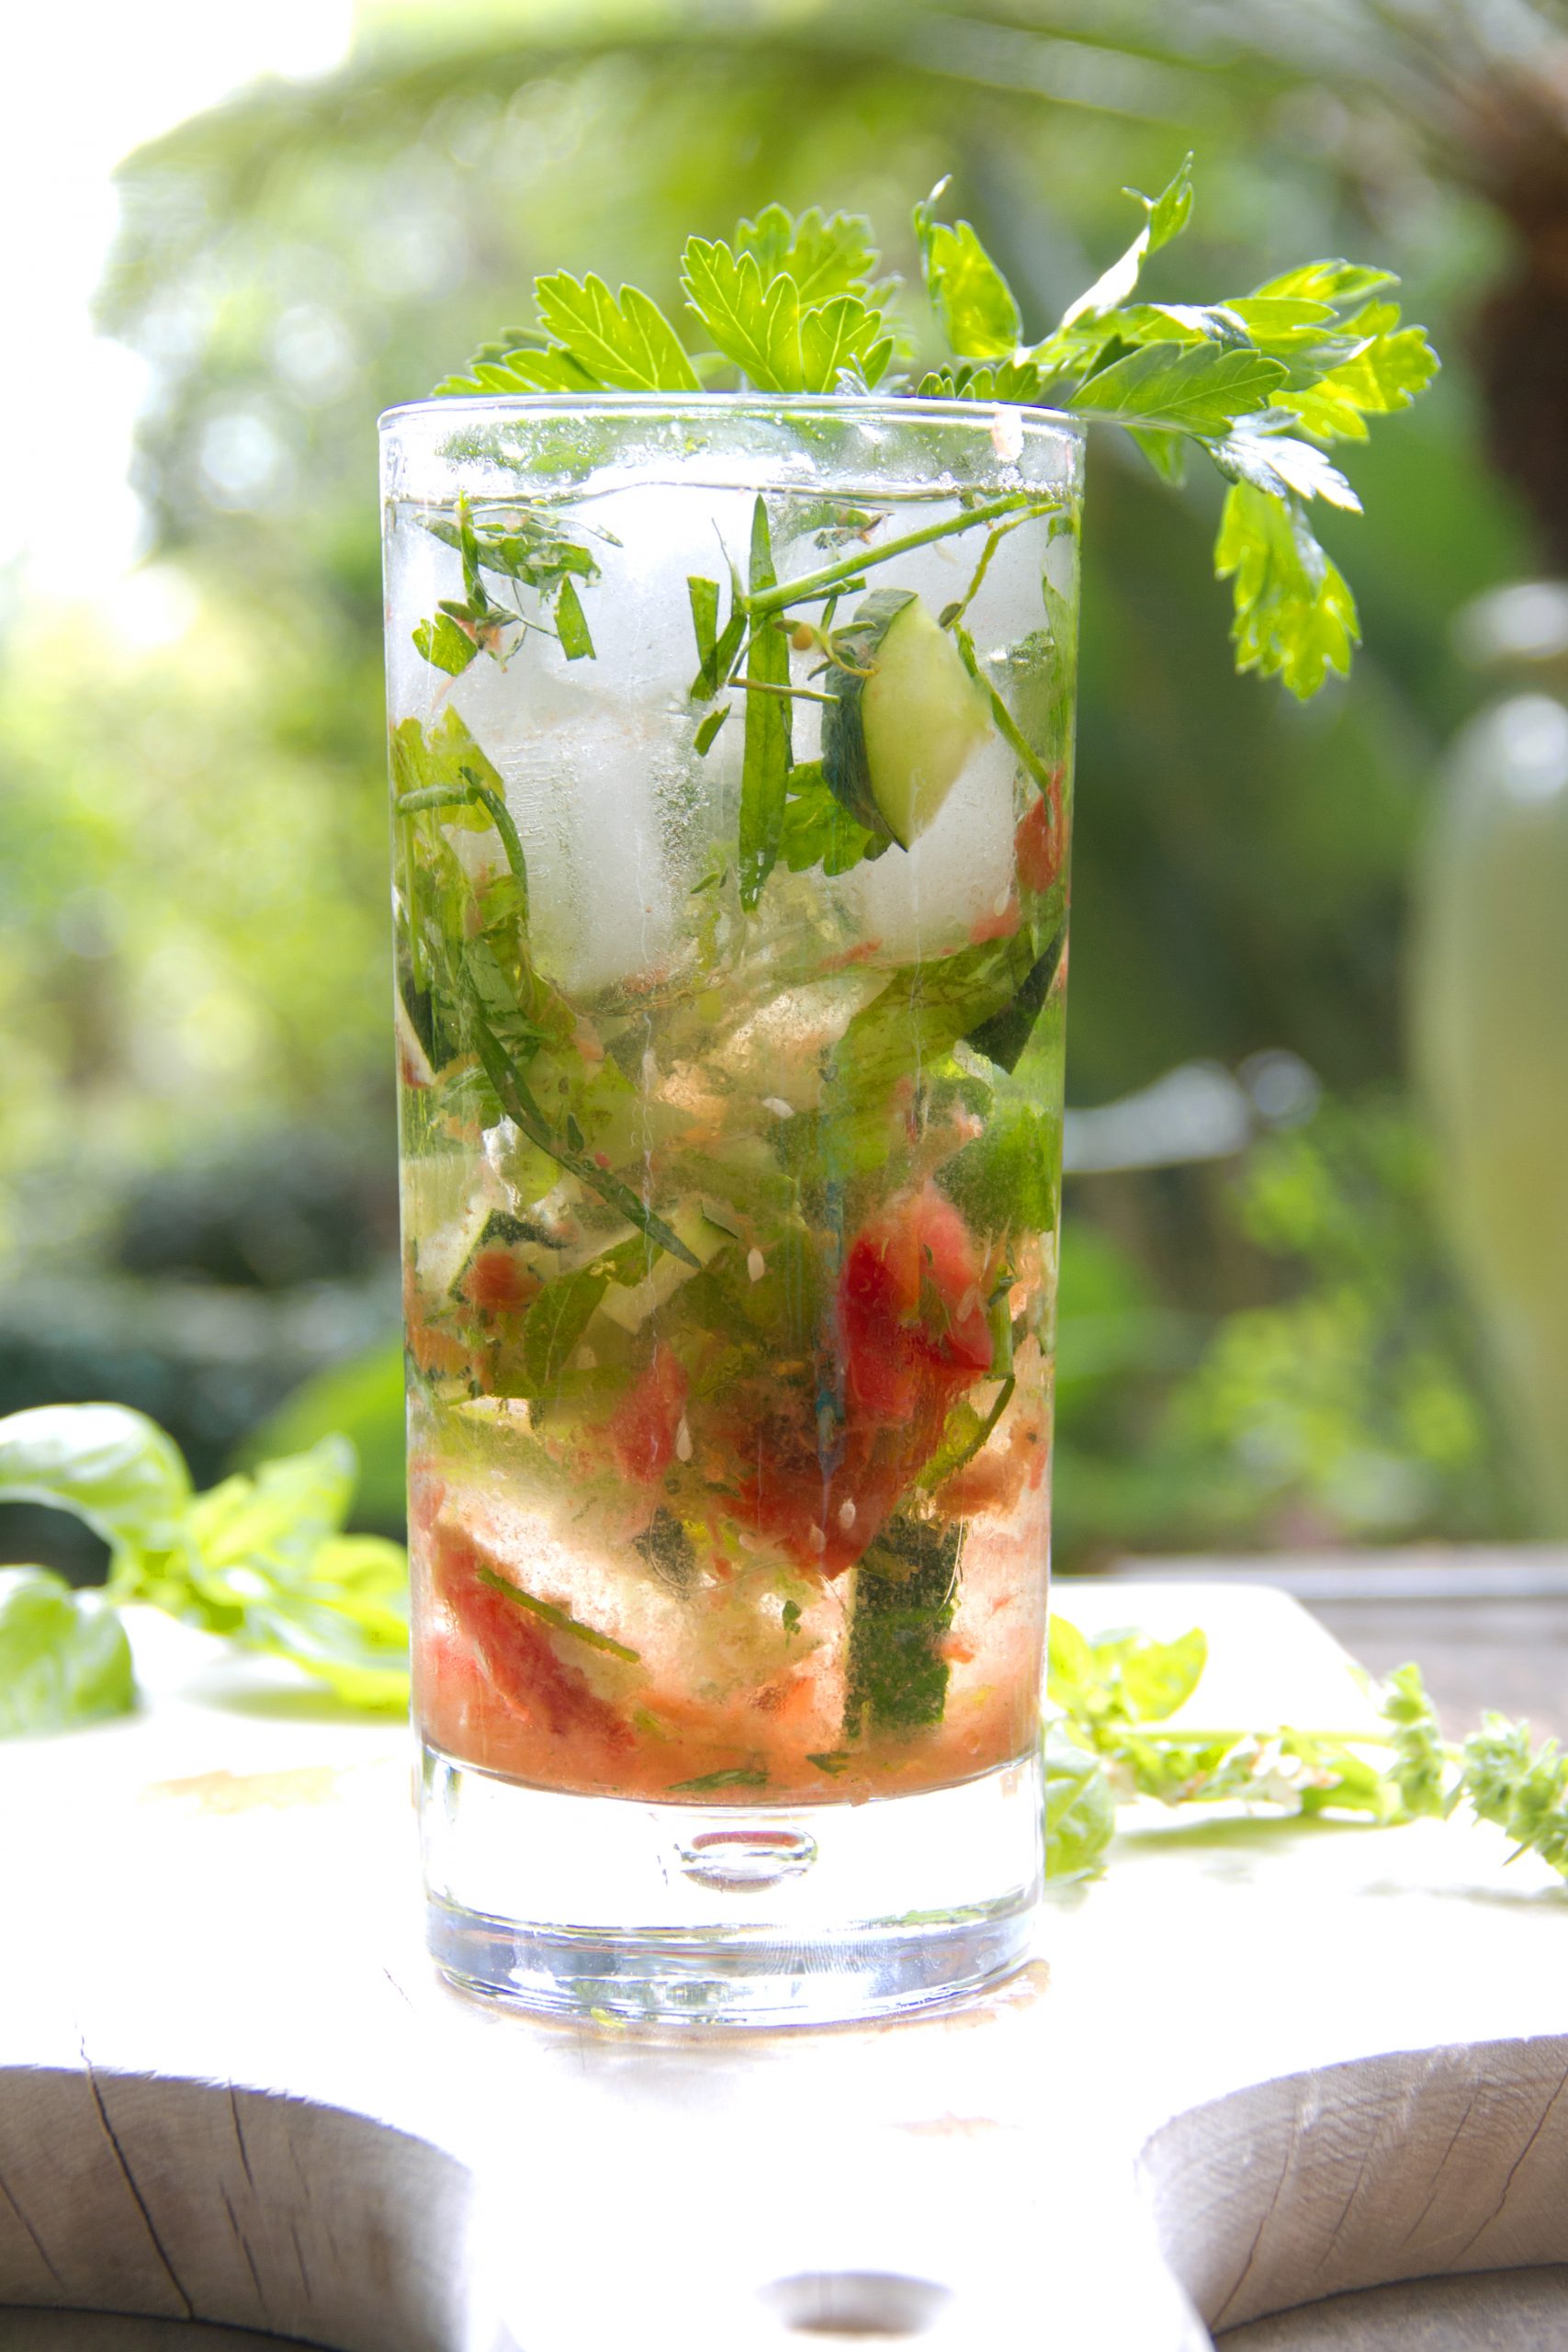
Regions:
[[378, 389, 1087, 439]]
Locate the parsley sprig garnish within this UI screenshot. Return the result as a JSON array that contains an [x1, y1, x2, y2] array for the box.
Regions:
[[432, 166, 1437, 701], [1047, 1618, 1568, 1886]]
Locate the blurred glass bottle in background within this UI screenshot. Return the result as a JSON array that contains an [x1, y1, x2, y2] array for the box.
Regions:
[[1414, 583, 1568, 1533]]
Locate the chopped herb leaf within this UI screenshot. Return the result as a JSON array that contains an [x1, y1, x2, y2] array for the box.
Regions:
[[555, 576, 594, 661], [845, 1517, 963, 1738], [670, 1765, 769, 1792], [519, 1270, 607, 1392], [412, 613, 479, 675]]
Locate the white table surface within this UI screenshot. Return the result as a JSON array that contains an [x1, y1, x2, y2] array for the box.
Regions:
[[1, 1579, 1563, 2351]]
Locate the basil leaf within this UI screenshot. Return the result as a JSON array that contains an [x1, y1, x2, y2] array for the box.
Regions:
[[1044, 1724, 1116, 1883], [1048, 1616, 1207, 1726], [183, 1436, 357, 1616], [0, 1569, 135, 1737], [0, 1404, 192, 1577], [180, 1442, 411, 1707], [220, 1538, 409, 1713]]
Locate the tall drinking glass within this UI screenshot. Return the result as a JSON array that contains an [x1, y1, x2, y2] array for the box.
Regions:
[[379, 396, 1083, 2024]]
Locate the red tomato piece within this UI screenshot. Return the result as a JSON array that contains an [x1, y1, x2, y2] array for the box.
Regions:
[[840, 1182, 994, 1424], [1015, 771, 1066, 896], [458, 1248, 538, 1313], [431, 1521, 632, 1751], [607, 1345, 689, 1484]]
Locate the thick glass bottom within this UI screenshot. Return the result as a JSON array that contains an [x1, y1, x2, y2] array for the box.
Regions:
[[421, 1741, 1043, 2027]]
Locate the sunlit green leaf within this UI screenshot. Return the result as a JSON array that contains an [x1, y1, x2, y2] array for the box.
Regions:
[[412, 613, 478, 675], [798, 294, 895, 390], [1279, 300, 1439, 443], [531, 271, 699, 392], [1070, 343, 1286, 435], [1214, 481, 1359, 699], [1055, 153, 1194, 331], [0, 1404, 192, 1577], [0, 1569, 135, 1737], [1044, 1722, 1116, 1882], [682, 237, 801, 390], [735, 203, 876, 302], [914, 191, 1022, 362], [1211, 430, 1361, 512]]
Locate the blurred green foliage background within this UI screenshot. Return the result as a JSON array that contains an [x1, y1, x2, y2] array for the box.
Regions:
[[5, 0, 1563, 1568]]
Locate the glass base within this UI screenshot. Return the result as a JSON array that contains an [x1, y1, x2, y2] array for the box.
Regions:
[[421, 1741, 1043, 2028]]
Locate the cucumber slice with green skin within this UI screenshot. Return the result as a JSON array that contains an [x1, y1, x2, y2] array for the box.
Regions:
[[592, 1203, 728, 1333], [822, 590, 992, 849]]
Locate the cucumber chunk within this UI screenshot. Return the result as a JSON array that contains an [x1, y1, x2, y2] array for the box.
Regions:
[[823, 591, 991, 849], [593, 1203, 728, 1333]]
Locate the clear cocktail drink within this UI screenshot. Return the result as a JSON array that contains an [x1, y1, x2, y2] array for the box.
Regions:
[[381, 396, 1081, 2021]]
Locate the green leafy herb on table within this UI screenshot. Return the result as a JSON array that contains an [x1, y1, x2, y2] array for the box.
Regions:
[[6, 1392, 1566, 1906], [430, 170, 1436, 703], [0, 1403, 409, 1729], [1046, 1616, 1568, 1890], [0, 1571, 133, 1736]]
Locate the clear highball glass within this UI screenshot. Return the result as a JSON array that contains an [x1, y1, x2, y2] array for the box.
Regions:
[[379, 394, 1083, 2024]]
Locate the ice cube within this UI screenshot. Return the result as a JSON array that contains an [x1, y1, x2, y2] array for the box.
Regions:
[[491, 481, 757, 715], [464, 678, 685, 998], [384, 507, 465, 726], [846, 728, 1019, 965]]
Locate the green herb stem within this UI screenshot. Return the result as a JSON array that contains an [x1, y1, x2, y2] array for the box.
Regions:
[[461, 769, 530, 915], [477, 1566, 640, 1661], [736, 678, 839, 707], [987, 683, 1055, 797], [395, 786, 468, 813], [746, 493, 1057, 618], [468, 1002, 699, 1266]]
